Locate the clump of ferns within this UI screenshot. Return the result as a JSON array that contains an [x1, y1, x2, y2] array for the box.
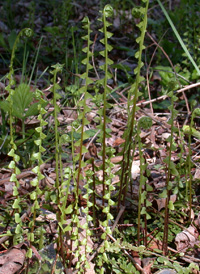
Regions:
[[96, 3, 115, 207], [65, 16, 95, 272], [6, 28, 33, 244], [89, 5, 117, 272], [70, 7, 116, 272], [49, 63, 70, 269], [118, 0, 149, 209]]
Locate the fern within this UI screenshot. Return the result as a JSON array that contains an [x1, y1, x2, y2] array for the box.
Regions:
[[118, 0, 149, 209], [136, 116, 152, 246], [6, 28, 33, 244], [27, 90, 47, 259]]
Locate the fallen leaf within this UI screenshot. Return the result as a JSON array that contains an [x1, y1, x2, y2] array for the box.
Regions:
[[0, 247, 26, 274], [131, 160, 140, 180], [175, 226, 199, 252]]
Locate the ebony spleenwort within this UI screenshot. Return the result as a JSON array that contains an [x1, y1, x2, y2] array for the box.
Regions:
[[136, 116, 152, 246], [97, 1, 116, 240], [70, 16, 94, 272], [118, 0, 149, 209], [76, 16, 93, 196], [61, 0, 72, 33], [183, 108, 200, 220], [58, 134, 73, 235], [100, 155, 115, 240], [6, 28, 33, 244], [27, 90, 47, 259], [174, 129, 185, 201], [162, 91, 178, 255], [50, 63, 64, 193], [91, 5, 116, 271], [79, 169, 94, 272], [97, 4, 114, 207], [50, 63, 66, 266]]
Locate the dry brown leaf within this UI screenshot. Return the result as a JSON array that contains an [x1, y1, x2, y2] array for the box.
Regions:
[[0, 247, 26, 274], [175, 225, 199, 252], [111, 156, 123, 163], [131, 160, 140, 180], [112, 137, 125, 147], [143, 260, 154, 274], [85, 262, 95, 274], [154, 194, 176, 212], [194, 168, 200, 180]]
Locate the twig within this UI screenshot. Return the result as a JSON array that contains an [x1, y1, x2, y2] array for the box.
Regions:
[[136, 82, 200, 108], [146, 32, 190, 114], [81, 129, 101, 161], [0, 171, 35, 186], [0, 133, 8, 151], [92, 33, 100, 80], [145, 30, 169, 114], [111, 205, 125, 233]]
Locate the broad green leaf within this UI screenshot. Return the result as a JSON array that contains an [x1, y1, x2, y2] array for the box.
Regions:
[[25, 102, 39, 117], [103, 193, 110, 200], [0, 101, 10, 112]]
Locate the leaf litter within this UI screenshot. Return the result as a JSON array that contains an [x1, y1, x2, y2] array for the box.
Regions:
[[1, 0, 200, 273]]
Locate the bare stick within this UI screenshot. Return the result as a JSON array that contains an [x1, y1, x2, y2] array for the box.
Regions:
[[146, 32, 191, 114], [136, 82, 200, 107]]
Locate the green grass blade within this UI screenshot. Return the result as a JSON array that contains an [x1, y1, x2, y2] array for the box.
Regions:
[[157, 0, 200, 76]]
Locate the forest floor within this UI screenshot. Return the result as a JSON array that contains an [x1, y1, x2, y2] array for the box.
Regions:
[[0, 1, 200, 274]]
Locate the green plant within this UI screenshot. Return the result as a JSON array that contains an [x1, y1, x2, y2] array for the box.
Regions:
[[136, 116, 152, 246], [183, 108, 200, 219], [2, 2, 200, 274], [162, 90, 178, 255], [154, 256, 199, 274], [5, 28, 33, 244], [26, 90, 47, 265], [49, 63, 69, 269], [71, 16, 94, 272], [97, 4, 114, 207], [118, 0, 149, 209]]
